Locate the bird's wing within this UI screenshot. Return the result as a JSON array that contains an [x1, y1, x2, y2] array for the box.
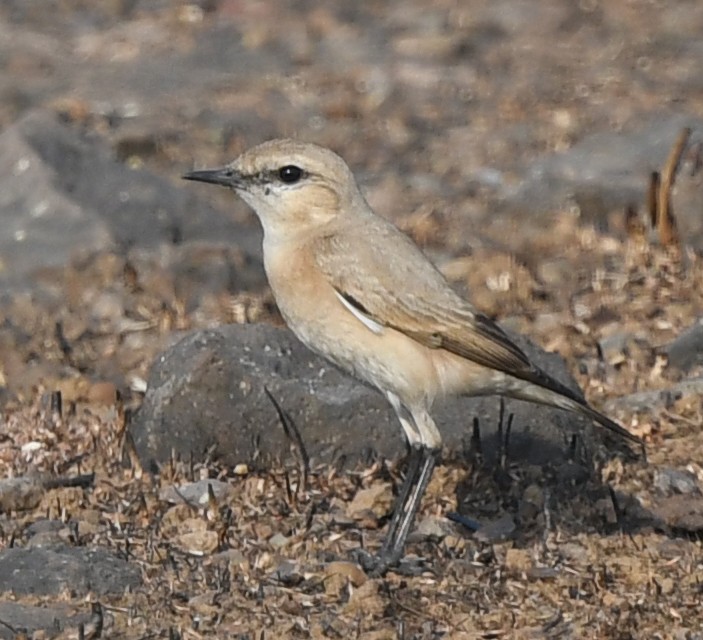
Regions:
[[312, 224, 533, 378], [312, 224, 646, 449]]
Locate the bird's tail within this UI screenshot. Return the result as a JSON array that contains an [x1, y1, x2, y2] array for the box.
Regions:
[[574, 400, 641, 447], [506, 382, 646, 459]]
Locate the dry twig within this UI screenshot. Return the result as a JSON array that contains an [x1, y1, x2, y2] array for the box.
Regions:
[[649, 127, 692, 248]]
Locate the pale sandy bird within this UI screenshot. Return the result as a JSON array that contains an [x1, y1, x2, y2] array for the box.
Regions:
[[184, 139, 643, 573]]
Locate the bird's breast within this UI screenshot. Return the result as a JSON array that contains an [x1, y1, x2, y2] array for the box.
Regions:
[[263, 242, 443, 406]]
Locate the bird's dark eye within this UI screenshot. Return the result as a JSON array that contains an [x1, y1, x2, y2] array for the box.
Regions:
[[278, 165, 303, 184]]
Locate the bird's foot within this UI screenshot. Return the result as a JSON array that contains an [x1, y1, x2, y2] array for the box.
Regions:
[[350, 548, 429, 577]]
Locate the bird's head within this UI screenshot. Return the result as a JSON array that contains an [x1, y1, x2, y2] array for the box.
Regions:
[[183, 139, 367, 240]]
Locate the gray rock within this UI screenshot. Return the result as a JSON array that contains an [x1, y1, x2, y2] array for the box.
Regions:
[[26, 521, 69, 551], [474, 513, 516, 543], [598, 332, 638, 365], [653, 467, 700, 496], [272, 559, 301, 584], [0, 602, 90, 640], [663, 318, 703, 372], [411, 515, 454, 541], [0, 475, 44, 512], [0, 109, 264, 288], [502, 115, 703, 243], [159, 479, 233, 506], [132, 322, 625, 471], [650, 494, 703, 534], [25, 518, 65, 536], [606, 376, 703, 413], [0, 546, 141, 596]]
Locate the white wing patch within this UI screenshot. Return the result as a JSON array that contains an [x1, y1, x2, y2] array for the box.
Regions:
[[334, 290, 385, 334]]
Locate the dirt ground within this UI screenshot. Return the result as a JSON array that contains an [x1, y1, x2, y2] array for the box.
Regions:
[[0, 1, 702, 638], [3, 231, 702, 639]]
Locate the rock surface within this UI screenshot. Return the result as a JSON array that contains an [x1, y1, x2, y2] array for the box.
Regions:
[[0, 602, 90, 640], [132, 322, 622, 470], [0, 109, 264, 289], [0, 546, 141, 596], [503, 115, 703, 240], [662, 317, 703, 373]]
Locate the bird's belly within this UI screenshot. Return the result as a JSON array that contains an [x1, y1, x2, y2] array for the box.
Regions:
[[278, 295, 441, 406], [265, 243, 443, 406], [433, 349, 526, 398]]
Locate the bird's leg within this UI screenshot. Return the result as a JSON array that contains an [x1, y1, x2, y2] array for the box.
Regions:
[[366, 445, 437, 575], [381, 446, 437, 566], [379, 443, 424, 557]]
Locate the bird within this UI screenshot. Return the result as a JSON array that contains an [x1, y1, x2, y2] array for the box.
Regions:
[[183, 139, 644, 574]]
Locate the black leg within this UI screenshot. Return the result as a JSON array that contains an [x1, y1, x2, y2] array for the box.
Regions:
[[379, 444, 423, 556], [359, 445, 437, 575], [380, 447, 437, 567]]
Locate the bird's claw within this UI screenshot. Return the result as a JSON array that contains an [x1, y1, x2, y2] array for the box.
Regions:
[[350, 548, 429, 577]]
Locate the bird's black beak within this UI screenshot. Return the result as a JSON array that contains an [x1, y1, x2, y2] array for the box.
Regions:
[[182, 167, 241, 188]]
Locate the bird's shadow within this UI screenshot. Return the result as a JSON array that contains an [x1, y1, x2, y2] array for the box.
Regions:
[[434, 411, 673, 549]]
